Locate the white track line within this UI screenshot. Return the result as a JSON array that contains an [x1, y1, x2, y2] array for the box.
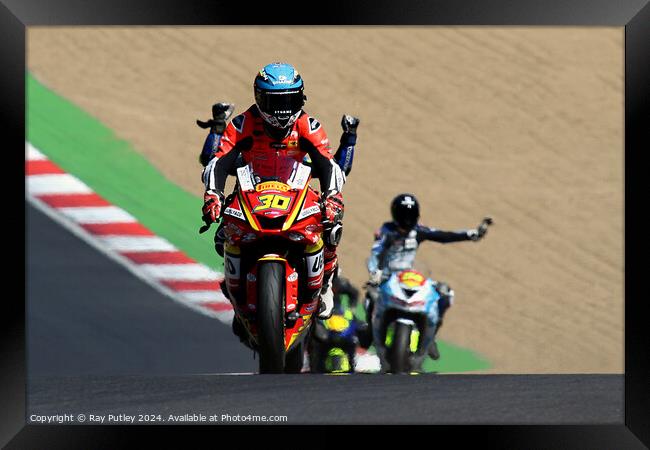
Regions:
[[213, 310, 235, 321], [27, 174, 92, 195], [180, 291, 229, 303], [58, 206, 137, 224], [139, 264, 223, 281], [26, 143, 47, 160], [97, 236, 177, 252]]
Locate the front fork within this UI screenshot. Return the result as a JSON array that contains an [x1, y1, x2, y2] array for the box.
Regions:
[[372, 306, 437, 372], [224, 241, 325, 349]]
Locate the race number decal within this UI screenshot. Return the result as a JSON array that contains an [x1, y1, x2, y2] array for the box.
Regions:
[[306, 250, 324, 278], [404, 237, 417, 249], [253, 194, 291, 212]]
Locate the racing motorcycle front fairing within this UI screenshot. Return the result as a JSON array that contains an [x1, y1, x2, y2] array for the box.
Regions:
[[372, 270, 441, 367], [221, 156, 326, 353]]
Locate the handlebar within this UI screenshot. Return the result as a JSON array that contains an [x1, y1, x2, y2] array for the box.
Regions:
[[198, 215, 213, 234]]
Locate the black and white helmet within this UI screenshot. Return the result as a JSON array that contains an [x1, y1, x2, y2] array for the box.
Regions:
[[391, 193, 420, 231]]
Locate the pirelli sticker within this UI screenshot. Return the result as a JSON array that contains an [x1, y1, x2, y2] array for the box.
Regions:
[[256, 181, 290, 192]]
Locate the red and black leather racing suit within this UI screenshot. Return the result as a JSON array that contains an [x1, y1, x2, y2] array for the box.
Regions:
[[201, 104, 345, 279]]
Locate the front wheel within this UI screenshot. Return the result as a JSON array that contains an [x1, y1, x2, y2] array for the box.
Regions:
[[257, 262, 286, 374], [389, 321, 412, 374]]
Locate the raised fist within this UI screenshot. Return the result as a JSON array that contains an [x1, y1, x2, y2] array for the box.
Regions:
[[196, 103, 235, 134], [341, 114, 360, 135]]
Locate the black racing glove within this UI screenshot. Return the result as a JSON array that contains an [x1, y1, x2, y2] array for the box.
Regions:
[[341, 114, 360, 135], [473, 216, 493, 241], [196, 103, 235, 134]]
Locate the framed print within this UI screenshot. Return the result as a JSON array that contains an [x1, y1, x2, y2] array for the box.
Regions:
[[4, 0, 649, 447]]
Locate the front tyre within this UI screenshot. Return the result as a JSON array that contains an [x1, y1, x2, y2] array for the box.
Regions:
[[389, 321, 412, 374], [257, 262, 286, 374]]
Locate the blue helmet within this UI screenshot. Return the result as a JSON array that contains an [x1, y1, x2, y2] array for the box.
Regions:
[[254, 62, 306, 129]]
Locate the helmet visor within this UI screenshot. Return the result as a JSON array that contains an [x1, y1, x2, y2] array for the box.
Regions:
[[397, 214, 418, 230], [392, 198, 419, 230], [256, 89, 304, 117]]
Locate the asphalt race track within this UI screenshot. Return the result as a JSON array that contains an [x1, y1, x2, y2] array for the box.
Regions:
[[28, 374, 623, 425], [27, 203, 256, 376], [26, 203, 623, 424]]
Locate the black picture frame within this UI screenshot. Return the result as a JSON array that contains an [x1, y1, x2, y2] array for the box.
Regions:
[[5, 0, 649, 447]]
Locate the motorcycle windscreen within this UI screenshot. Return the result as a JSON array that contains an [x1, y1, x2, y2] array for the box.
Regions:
[[247, 155, 310, 187]]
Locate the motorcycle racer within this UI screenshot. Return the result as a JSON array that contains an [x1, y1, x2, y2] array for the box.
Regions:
[[199, 108, 359, 265], [198, 62, 358, 321], [365, 193, 492, 359]]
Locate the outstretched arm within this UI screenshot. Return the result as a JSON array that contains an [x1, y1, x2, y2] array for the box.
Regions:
[[417, 227, 475, 243], [417, 217, 492, 243]]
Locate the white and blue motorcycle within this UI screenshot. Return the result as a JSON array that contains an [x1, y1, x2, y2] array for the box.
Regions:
[[371, 269, 448, 373]]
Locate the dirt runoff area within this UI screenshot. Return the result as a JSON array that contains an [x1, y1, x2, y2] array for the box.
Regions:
[[27, 27, 623, 374]]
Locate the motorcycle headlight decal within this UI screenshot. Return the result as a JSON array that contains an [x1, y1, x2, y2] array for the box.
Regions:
[[287, 231, 304, 242]]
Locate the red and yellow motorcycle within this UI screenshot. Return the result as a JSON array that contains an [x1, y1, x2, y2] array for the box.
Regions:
[[214, 155, 326, 373]]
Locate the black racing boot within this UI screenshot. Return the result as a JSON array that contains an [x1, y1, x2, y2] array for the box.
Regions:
[[428, 319, 443, 360], [428, 341, 440, 360]]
